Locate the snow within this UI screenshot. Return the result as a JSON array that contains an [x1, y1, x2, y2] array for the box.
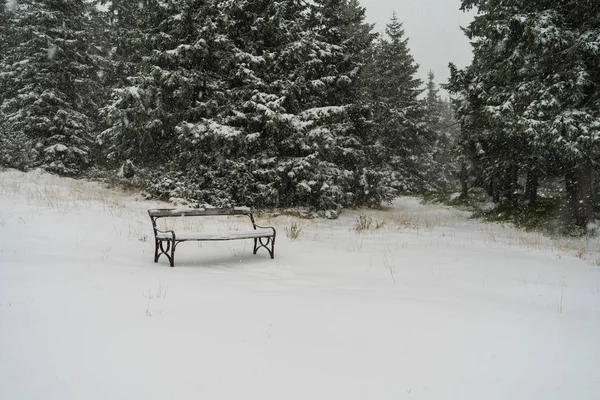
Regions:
[[43, 143, 68, 153], [1, 169, 600, 400], [299, 105, 347, 120], [156, 229, 273, 241], [181, 120, 242, 139], [165, 44, 192, 55], [6, 0, 17, 12], [47, 44, 57, 60]]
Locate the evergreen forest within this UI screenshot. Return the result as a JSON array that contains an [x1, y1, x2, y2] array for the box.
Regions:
[[1, 0, 599, 231]]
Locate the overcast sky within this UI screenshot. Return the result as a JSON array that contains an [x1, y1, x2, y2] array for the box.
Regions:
[[360, 0, 476, 91]]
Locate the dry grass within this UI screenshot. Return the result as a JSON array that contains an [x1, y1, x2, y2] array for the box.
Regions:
[[476, 220, 596, 261], [3, 171, 600, 266], [0, 171, 131, 217], [143, 280, 168, 317], [353, 214, 386, 233], [345, 237, 365, 252], [284, 221, 303, 240], [382, 247, 396, 283], [553, 238, 590, 259], [354, 215, 373, 232], [388, 211, 430, 230], [0, 170, 155, 243]]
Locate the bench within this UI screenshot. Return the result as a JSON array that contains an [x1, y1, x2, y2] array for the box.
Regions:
[[148, 207, 276, 267]]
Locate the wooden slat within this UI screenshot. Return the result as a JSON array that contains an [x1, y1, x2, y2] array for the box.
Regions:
[[148, 207, 252, 217], [156, 229, 274, 241]]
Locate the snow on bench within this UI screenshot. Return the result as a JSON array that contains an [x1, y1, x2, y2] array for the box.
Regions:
[[155, 229, 275, 241], [148, 207, 276, 267]]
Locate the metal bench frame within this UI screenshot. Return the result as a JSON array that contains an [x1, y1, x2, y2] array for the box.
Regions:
[[148, 208, 276, 267]]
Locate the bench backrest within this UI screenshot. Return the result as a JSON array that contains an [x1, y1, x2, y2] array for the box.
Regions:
[[148, 207, 253, 218]]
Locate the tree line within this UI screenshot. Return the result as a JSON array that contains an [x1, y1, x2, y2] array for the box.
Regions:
[[3, 0, 599, 230], [0, 0, 453, 216]]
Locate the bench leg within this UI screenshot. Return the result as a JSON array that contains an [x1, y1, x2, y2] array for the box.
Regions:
[[169, 241, 177, 267], [255, 237, 275, 259], [271, 236, 275, 259], [154, 240, 160, 262], [156, 240, 176, 267]]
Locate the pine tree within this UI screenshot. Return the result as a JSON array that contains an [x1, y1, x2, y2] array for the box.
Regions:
[[308, 0, 377, 107], [0, 0, 105, 174], [423, 71, 455, 190], [98, 0, 144, 89], [101, 0, 392, 212], [363, 13, 431, 192], [175, 0, 391, 211], [0, 2, 7, 55], [450, 0, 600, 228], [292, 0, 393, 210], [101, 0, 227, 166], [172, 0, 312, 208]]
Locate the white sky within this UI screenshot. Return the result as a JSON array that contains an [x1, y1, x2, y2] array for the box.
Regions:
[[360, 0, 476, 90]]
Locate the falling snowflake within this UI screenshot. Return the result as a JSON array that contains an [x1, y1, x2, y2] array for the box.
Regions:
[[6, 0, 17, 12], [47, 44, 57, 60]]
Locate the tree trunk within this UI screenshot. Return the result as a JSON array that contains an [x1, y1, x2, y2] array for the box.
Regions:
[[565, 167, 578, 221], [575, 161, 595, 229], [566, 162, 595, 229], [459, 162, 468, 200], [525, 164, 538, 204], [506, 164, 519, 205], [486, 176, 494, 198], [491, 175, 500, 203]]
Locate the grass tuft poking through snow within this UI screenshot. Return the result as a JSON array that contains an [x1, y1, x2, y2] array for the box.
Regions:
[[284, 220, 303, 240], [354, 214, 372, 232], [1, 169, 600, 400]]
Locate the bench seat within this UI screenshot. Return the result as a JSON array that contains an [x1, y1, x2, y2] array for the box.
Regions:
[[156, 229, 275, 241]]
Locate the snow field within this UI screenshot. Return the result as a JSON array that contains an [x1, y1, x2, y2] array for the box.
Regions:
[[1, 169, 599, 400]]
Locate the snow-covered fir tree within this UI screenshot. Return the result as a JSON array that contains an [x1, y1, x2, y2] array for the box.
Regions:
[[362, 13, 432, 193], [0, 2, 29, 168], [94, 0, 146, 100], [296, 0, 393, 210], [0, 0, 105, 174], [449, 0, 600, 228], [102, 0, 393, 213], [175, 0, 312, 208], [0, 2, 7, 54], [101, 0, 227, 166], [423, 71, 456, 190], [308, 0, 377, 106]]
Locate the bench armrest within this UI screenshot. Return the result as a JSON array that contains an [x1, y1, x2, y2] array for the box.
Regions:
[[154, 228, 176, 240], [254, 224, 276, 236]]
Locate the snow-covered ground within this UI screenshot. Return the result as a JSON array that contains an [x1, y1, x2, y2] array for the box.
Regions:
[[1, 169, 599, 400]]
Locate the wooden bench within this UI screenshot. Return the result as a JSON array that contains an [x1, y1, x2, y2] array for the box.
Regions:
[[148, 207, 276, 267]]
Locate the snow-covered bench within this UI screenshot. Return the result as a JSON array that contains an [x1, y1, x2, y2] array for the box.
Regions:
[[148, 207, 276, 267]]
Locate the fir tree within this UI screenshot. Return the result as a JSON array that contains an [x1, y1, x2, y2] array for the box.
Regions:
[[101, 0, 392, 212], [175, 0, 391, 211], [0, 0, 105, 174], [308, 0, 377, 107], [423, 71, 455, 190], [173, 0, 312, 208], [363, 13, 431, 192], [98, 0, 145, 89], [450, 0, 600, 228], [295, 0, 392, 210], [0, 2, 7, 55], [101, 0, 227, 165]]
